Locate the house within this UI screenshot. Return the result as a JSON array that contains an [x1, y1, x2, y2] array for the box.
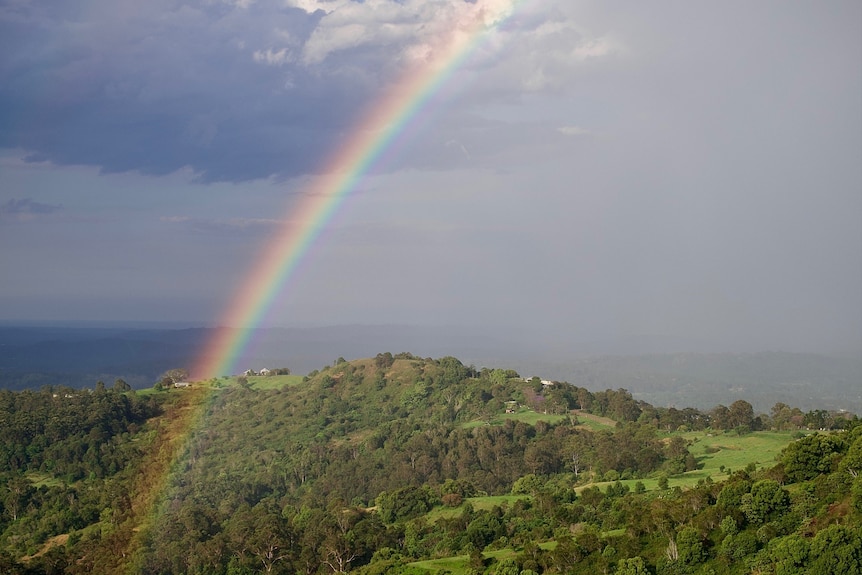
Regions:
[[174, 381, 191, 388], [259, 368, 272, 376], [243, 369, 257, 377], [523, 376, 554, 387]]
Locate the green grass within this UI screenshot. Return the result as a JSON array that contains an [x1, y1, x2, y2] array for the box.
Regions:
[[427, 495, 529, 521], [465, 495, 527, 510], [409, 554, 471, 574], [574, 418, 614, 432], [682, 429, 795, 478], [500, 410, 569, 426], [572, 411, 617, 431], [25, 472, 63, 488], [461, 408, 569, 429], [409, 543, 557, 573], [243, 374, 304, 390]]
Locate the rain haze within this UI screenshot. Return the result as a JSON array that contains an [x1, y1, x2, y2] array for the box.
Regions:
[[1, 0, 860, 357]]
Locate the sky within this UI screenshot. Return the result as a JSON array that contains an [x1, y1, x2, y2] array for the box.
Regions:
[[1, 0, 860, 355]]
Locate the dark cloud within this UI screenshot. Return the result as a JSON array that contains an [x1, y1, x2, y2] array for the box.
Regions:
[[0, 1, 377, 182]]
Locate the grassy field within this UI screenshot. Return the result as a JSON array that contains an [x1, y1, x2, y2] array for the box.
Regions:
[[572, 410, 617, 431], [409, 542, 557, 574], [241, 374, 305, 390], [462, 408, 569, 429], [579, 430, 798, 493], [426, 495, 529, 521], [680, 429, 796, 479]]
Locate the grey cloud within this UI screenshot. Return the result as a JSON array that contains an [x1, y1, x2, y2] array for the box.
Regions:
[[0, 197, 62, 218], [160, 215, 282, 235], [0, 1, 371, 182], [0, 0, 582, 183]]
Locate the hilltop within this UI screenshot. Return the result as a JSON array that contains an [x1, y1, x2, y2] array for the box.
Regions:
[[1, 324, 859, 413]]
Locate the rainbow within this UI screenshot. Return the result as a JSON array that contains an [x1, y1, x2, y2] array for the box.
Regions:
[[194, 0, 526, 380]]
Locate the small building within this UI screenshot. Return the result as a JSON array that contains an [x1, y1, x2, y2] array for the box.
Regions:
[[243, 369, 257, 376], [259, 368, 272, 376], [174, 381, 191, 388]]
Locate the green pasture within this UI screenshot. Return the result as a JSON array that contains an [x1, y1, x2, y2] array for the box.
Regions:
[[580, 430, 796, 493], [242, 374, 304, 390], [133, 386, 161, 397], [572, 411, 617, 432], [499, 410, 569, 426], [682, 429, 795, 479], [427, 495, 529, 521], [461, 408, 569, 429], [410, 542, 556, 574]]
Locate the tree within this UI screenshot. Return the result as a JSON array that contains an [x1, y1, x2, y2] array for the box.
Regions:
[[839, 433, 862, 479], [741, 480, 790, 525], [226, 504, 295, 574], [676, 526, 706, 567], [494, 558, 520, 575], [712, 405, 731, 430], [782, 433, 846, 482], [729, 400, 755, 429], [616, 556, 649, 575], [808, 524, 862, 575], [161, 368, 190, 385], [3, 476, 33, 521], [766, 534, 809, 575], [113, 378, 130, 392]]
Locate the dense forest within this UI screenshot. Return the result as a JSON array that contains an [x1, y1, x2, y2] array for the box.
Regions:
[[0, 354, 860, 574]]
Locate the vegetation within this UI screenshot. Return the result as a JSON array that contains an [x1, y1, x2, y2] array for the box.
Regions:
[[0, 353, 859, 574]]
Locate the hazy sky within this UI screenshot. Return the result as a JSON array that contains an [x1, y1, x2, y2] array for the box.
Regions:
[[1, 1, 860, 354]]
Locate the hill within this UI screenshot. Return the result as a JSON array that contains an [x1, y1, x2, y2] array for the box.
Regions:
[[0, 354, 859, 574], [1, 324, 859, 413]]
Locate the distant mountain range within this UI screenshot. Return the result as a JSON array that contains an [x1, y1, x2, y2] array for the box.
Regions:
[[0, 323, 859, 412]]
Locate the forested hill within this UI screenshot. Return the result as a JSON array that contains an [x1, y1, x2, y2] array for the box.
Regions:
[[0, 354, 860, 574]]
